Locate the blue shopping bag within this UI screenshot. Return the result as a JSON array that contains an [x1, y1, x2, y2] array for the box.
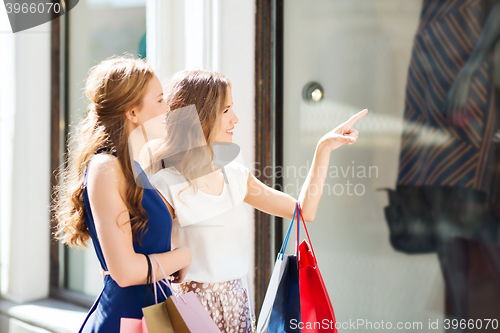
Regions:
[[265, 205, 301, 333]]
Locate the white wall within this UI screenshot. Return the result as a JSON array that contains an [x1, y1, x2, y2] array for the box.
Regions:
[[0, 9, 51, 302], [148, 0, 256, 201], [219, 0, 256, 309]]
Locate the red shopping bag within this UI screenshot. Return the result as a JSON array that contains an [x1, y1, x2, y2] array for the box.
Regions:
[[297, 204, 337, 333]]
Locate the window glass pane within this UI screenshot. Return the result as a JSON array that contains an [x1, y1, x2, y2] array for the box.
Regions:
[[283, 0, 500, 327], [65, 0, 146, 297]]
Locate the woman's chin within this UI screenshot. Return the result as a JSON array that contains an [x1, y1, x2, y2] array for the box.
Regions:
[[214, 136, 232, 144]]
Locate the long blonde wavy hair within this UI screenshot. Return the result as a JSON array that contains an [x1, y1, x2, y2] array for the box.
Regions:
[[54, 55, 155, 247], [146, 70, 230, 198]]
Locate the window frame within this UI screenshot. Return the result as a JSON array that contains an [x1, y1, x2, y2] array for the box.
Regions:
[[253, 0, 284, 314], [49, 2, 96, 309], [49, 0, 279, 311]]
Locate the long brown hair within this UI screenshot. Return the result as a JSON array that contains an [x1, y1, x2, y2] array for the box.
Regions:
[[54, 55, 155, 247], [146, 70, 230, 198]]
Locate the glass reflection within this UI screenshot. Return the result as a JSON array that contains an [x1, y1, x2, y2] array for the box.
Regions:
[[386, 0, 500, 327], [283, 0, 500, 330]]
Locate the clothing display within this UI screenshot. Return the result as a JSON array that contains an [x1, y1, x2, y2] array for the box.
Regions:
[[386, 0, 500, 324], [397, 0, 495, 191]]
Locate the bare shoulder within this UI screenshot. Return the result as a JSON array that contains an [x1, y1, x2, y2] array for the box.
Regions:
[[87, 154, 125, 192]]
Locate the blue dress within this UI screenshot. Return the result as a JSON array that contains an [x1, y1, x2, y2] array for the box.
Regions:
[[79, 160, 172, 333]]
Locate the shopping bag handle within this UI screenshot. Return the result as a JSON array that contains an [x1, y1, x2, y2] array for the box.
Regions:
[[278, 202, 317, 259], [149, 254, 177, 297], [149, 254, 188, 305], [278, 203, 299, 259], [149, 254, 174, 293], [295, 201, 300, 255], [148, 254, 169, 303], [296, 203, 317, 262], [144, 253, 153, 306]]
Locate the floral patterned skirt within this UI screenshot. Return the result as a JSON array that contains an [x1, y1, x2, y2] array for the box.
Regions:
[[176, 279, 254, 333]]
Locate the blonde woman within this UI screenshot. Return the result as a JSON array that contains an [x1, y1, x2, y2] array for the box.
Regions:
[[54, 56, 191, 332], [146, 70, 367, 333]]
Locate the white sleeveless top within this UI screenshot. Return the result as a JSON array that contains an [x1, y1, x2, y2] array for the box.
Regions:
[[149, 161, 251, 283]]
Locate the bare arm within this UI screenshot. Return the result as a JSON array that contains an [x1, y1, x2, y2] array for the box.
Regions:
[[244, 173, 297, 220], [297, 141, 340, 222], [87, 154, 190, 288], [244, 109, 367, 222]]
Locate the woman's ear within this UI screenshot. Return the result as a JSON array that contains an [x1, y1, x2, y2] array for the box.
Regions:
[[125, 108, 138, 124]]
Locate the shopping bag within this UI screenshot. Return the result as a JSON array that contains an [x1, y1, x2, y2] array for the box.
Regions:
[[135, 253, 174, 333], [268, 255, 301, 333], [166, 291, 224, 332], [256, 253, 290, 333], [120, 318, 149, 333], [297, 204, 337, 333], [163, 296, 191, 333], [258, 209, 296, 333], [149, 254, 222, 333], [266, 205, 301, 333], [142, 299, 174, 333]]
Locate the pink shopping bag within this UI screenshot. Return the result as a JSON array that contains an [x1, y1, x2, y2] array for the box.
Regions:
[[120, 317, 149, 333], [150, 254, 221, 333]]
